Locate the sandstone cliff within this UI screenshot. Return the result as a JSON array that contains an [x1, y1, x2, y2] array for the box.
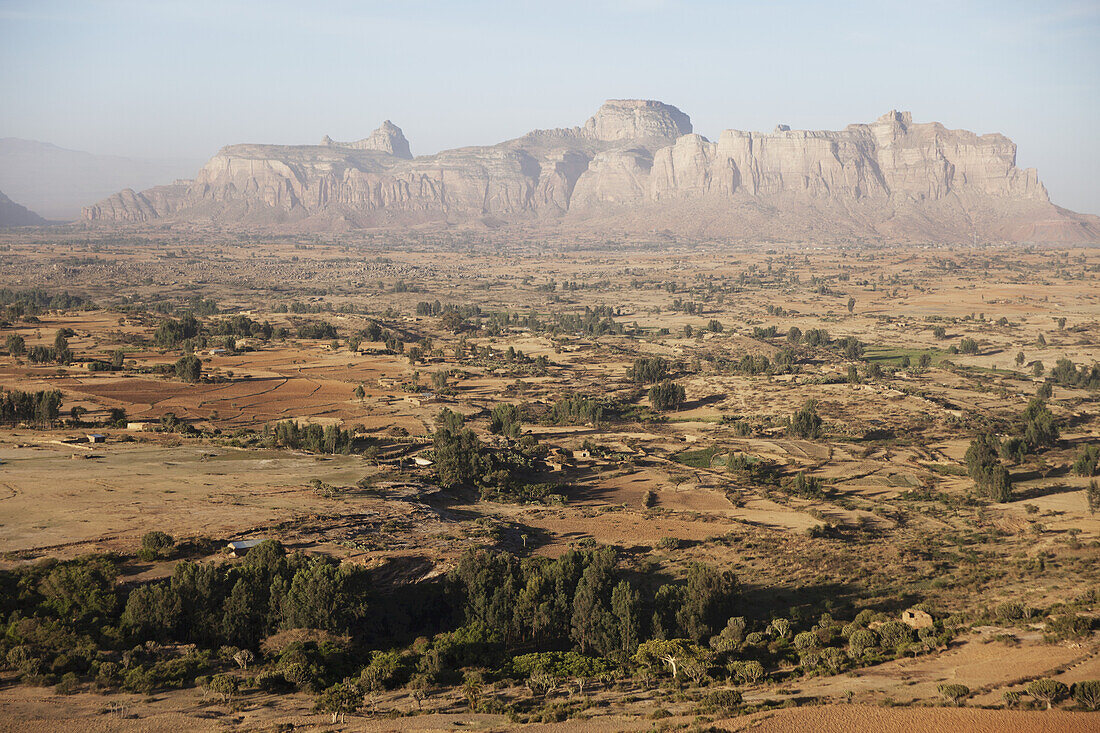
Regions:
[[83, 101, 1098, 243]]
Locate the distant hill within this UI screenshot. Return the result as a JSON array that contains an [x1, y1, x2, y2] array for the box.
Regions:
[[0, 190, 46, 228], [0, 138, 200, 221]]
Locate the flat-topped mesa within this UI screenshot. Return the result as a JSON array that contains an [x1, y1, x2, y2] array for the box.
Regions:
[[82, 102, 1097, 242], [584, 99, 692, 143], [320, 121, 412, 159]]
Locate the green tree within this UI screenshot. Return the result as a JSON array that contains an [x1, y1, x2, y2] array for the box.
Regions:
[[174, 355, 202, 382], [788, 400, 823, 439], [1073, 680, 1100, 711], [1022, 398, 1058, 450], [433, 413, 486, 489], [610, 579, 640, 655], [5, 334, 25, 357], [39, 561, 118, 621], [648, 380, 685, 411], [282, 559, 342, 630], [1026, 678, 1069, 710], [317, 679, 362, 722], [489, 403, 522, 439]]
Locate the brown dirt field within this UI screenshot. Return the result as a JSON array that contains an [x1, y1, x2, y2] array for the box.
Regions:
[[715, 705, 1095, 733]]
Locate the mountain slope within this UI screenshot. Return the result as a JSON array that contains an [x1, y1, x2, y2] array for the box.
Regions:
[[0, 138, 200, 221], [82, 102, 1100, 243], [0, 190, 47, 228]]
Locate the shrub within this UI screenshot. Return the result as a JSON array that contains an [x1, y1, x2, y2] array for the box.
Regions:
[[704, 688, 742, 711], [937, 683, 969, 705]]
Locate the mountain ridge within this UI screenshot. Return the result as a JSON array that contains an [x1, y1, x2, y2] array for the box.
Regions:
[[80, 101, 1099, 243]]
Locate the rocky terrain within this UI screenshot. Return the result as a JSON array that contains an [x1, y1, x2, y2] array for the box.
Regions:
[[83, 100, 1099, 242], [0, 190, 46, 227]]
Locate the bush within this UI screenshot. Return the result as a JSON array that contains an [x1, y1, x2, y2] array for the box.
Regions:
[[140, 531, 175, 559], [938, 683, 969, 705], [704, 688, 742, 711]]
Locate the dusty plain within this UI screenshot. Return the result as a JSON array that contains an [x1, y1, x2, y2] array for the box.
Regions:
[[0, 229, 1096, 731]]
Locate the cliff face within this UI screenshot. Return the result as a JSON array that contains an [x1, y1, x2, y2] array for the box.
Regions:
[[83, 101, 1097, 242]]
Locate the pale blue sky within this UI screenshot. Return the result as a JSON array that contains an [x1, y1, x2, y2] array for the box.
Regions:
[[2, 0, 1098, 213]]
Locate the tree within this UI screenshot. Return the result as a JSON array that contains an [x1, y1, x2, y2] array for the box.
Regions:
[[232, 649, 254, 670], [1026, 678, 1069, 710], [462, 671, 483, 710], [489, 403, 521, 439], [937, 683, 970, 706], [965, 434, 1013, 502], [787, 327, 802, 344], [206, 674, 239, 703], [282, 559, 342, 630], [1073, 680, 1100, 711], [111, 349, 125, 369], [1087, 480, 1100, 516], [317, 679, 362, 723], [735, 659, 764, 684], [1072, 445, 1099, 477], [433, 414, 486, 489], [788, 400, 822, 439], [39, 561, 118, 621], [919, 352, 932, 368], [648, 380, 685, 411], [610, 580, 640, 655], [141, 531, 175, 558], [633, 639, 708, 679], [1022, 398, 1058, 450], [5, 334, 25, 357], [847, 296, 856, 314], [174, 355, 202, 383], [628, 357, 668, 385], [353, 384, 365, 402]]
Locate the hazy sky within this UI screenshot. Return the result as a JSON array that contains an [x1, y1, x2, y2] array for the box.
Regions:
[[2, 0, 1098, 213]]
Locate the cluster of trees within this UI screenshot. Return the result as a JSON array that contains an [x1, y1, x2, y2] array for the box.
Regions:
[[489, 404, 522, 439], [23, 330, 74, 365], [154, 315, 202, 348], [0, 288, 87, 320], [628, 357, 669, 385], [965, 434, 1014, 502], [0, 388, 63, 426], [294, 321, 338, 340], [268, 421, 355, 454], [648, 381, 685, 411], [0, 540, 990, 711], [1050, 358, 1100, 390], [431, 409, 551, 501], [546, 395, 604, 427], [208, 315, 275, 340]]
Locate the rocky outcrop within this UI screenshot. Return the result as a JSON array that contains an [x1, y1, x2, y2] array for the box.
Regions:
[[0, 190, 47, 227], [321, 120, 412, 159], [83, 101, 1098, 242]]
